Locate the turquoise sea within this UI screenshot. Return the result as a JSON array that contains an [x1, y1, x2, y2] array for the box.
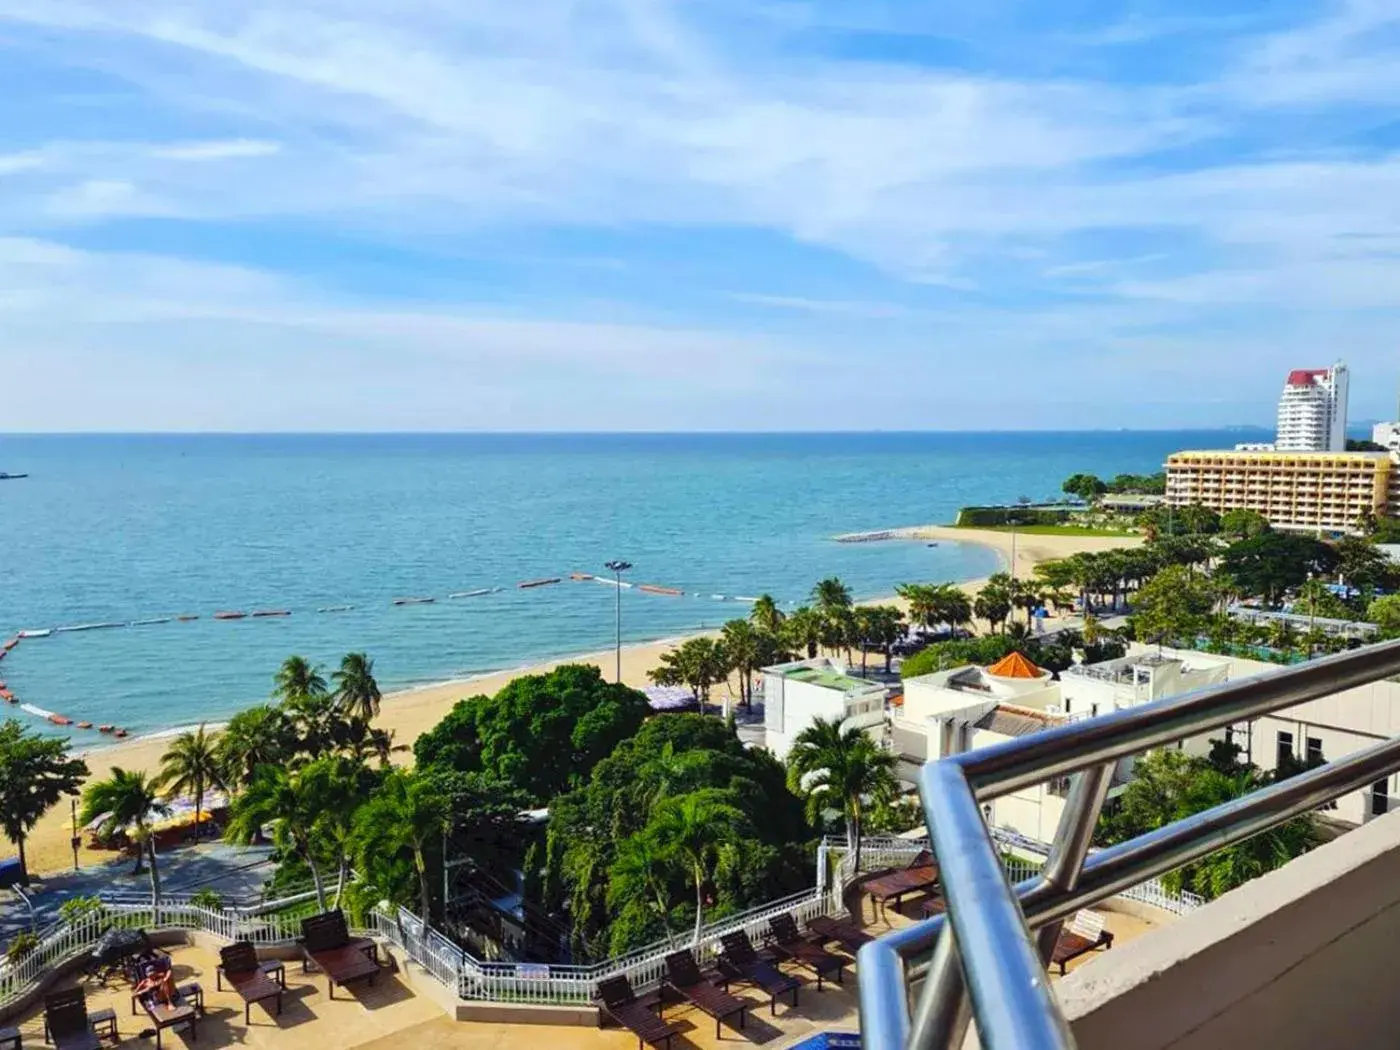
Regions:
[[0, 431, 1256, 740]]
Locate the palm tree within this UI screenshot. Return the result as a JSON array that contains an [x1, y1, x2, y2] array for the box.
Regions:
[[896, 583, 939, 633], [156, 724, 225, 842], [749, 594, 785, 637], [274, 655, 327, 704], [608, 833, 676, 940], [649, 790, 745, 943], [225, 764, 331, 910], [81, 769, 169, 902], [353, 770, 448, 923], [812, 577, 853, 613], [720, 619, 761, 705], [866, 605, 906, 672], [933, 585, 973, 634], [783, 607, 824, 659], [217, 705, 294, 791], [974, 575, 1014, 634], [650, 638, 728, 702], [333, 652, 383, 723], [786, 717, 899, 873]]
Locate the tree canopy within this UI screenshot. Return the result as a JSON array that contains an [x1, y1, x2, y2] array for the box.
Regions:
[[0, 720, 89, 881], [1219, 532, 1339, 605], [413, 663, 650, 803], [1132, 564, 1218, 647]]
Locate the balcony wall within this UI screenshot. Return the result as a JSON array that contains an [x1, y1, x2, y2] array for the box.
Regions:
[[1056, 808, 1400, 1050]]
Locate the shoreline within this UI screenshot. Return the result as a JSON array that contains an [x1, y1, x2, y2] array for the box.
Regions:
[[17, 524, 1138, 877]]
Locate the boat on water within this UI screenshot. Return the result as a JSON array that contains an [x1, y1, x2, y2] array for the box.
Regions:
[[0, 473, 28, 480], [18, 629, 53, 638]]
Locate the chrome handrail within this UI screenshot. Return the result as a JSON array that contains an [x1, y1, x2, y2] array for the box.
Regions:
[[857, 639, 1400, 1050]]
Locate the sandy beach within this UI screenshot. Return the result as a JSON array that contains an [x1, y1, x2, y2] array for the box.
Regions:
[[18, 524, 1138, 878]]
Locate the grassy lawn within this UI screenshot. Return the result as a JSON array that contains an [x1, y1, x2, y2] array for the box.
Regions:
[[958, 523, 1141, 538]]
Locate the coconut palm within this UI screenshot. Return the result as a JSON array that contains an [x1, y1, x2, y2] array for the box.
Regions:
[[783, 607, 824, 659], [865, 605, 907, 672], [649, 790, 745, 943], [786, 717, 899, 873], [607, 833, 676, 940], [156, 724, 225, 842], [81, 768, 169, 901], [749, 594, 785, 637], [896, 583, 939, 633], [225, 763, 333, 910], [274, 655, 327, 705], [720, 619, 762, 706], [334, 652, 383, 723], [812, 577, 853, 613], [352, 770, 448, 923], [217, 705, 295, 791]]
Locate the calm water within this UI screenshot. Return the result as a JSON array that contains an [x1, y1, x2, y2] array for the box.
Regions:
[[0, 431, 1252, 739]]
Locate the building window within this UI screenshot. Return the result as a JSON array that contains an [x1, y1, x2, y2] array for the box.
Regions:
[[1306, 737, 1324, 767], [1372, 780, 1390, 818], [1276, 730, 1294, 769]]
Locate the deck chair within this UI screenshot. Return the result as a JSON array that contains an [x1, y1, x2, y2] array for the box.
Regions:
[[1049, 910, 1114, 975], [717, 931, 804, 1014], [767, 913, 849, 989], [44, 989, 102, 1050], [805, 914, 875, 954], [595, 975, 680, 1050], [218, 941, 285, 1022], [662, 950, 750, 1038]]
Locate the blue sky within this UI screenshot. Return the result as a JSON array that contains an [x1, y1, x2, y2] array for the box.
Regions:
[[3, 0, 1400, 431]]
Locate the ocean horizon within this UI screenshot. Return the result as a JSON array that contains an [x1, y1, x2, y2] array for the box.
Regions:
[[0, 429, 1245, 740]]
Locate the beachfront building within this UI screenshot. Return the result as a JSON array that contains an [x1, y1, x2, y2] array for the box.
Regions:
[[1164, 449, 1393, 534], [760, 657, 890, 761], [1276, 363, 1348, 452], [892, 652, 1073, 841], [1374, 421, 1400, 452]]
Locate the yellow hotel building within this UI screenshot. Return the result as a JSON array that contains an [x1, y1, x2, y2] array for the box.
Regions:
[[1164, 449, 1397, 535]]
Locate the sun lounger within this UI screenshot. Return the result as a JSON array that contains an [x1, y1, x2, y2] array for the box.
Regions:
[[766, 914, 849, 989], [717, 932, 804, 1014], [218, 941, 285, 1023], [300, 909, 380, 998], [1049, 910, 1114, 975], [137, 986, 198, 1050], [662, 950, 751, 1039], [860, 849, 939, 920], [43, 989, 103, 1050], [806, 914, 875, 955], [594, 975, 681, 1050]]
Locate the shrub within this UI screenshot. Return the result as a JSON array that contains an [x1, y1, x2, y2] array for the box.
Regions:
[[190, 888, 224, 911], [6, 930, 39, 962], [58, 895, 104, 923]]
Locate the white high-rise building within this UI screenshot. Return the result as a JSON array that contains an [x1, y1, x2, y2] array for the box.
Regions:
[[1276, 362, 1348, 451]]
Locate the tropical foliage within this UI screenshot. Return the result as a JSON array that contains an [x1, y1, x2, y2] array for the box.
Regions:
[[155, 724, 225, 841], [81, 768, 169, 901], [0, 721, 88, 882], [786, 717, 899, 872]]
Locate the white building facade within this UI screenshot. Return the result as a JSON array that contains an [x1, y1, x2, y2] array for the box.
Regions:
[[761, 657, 889, 761], [1276, 363, 1348, 452]]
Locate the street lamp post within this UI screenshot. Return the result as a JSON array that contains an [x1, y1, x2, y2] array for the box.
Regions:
[[604, 560, 632, 683]]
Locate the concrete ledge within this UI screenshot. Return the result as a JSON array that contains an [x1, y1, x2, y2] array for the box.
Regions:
[[1059, 807, 1400, 1050], [455, 1000, 600, 1026]]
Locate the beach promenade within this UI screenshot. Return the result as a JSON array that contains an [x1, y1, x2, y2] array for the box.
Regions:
[[15, 525, 1139, 878]]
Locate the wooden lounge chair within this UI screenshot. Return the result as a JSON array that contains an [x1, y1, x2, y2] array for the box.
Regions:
[[766, 914, 849, 989], [218, 941, 285, 1023], [300, 909, 380, 999], [594, 975, 680, 1050], [717, 932, 804, 1014], [1050, 910, 1114, 975], [137, 986, 198, 1050], [43, 989, 102, 1050], [806, 914, 875, 955], [662, 950, 751, 1039], [860, 850, 939, 920]]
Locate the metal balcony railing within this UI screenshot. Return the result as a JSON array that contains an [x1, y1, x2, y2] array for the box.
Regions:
[[857, 638, 1400, 1050]]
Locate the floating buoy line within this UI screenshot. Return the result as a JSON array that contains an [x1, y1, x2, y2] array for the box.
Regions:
[[0, 570, 795, 734]]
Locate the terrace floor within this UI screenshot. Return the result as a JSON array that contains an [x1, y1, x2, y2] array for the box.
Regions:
[[7, 902, 1164, 1049]]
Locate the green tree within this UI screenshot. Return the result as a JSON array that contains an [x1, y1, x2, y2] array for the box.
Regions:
[[81, 769, 169, 901], [606, 833, 677, 944], [1293, 578, 1353, 622], [812, 577, 853, 613], [273, 655, 327, 704], [353, 770, 448, 923], [155, 724, 225, 843], [1132, 564, 1217, 648], [650, 637, 729, 702], [1221, 533, 1339, 605], [0, 720, 88, 882], [896, 583, 939, 632], [1220, 508, 1271, 540], [974, 574, 1015, 634], [1334, 535, 1396, 594], [414, 664, 649, 803], [1368, 594, 1400, 636], [333, 652, 383, 723], [224, 762, 340, 910], [749, 594, 785, 636], [720, 619, 762, 705], [216, 704, 296, 792], [783, 607, 825, 659], [1062, 473, 1107, 502], [786, 717, 899, 873], [648, 790, 746, 943], [865, 605, 907, 672]]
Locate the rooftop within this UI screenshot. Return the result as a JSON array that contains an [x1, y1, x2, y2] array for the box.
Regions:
[[974, 703, 1068, 738], [769, 659, 886, 695], [986, 651, 1046, 680]]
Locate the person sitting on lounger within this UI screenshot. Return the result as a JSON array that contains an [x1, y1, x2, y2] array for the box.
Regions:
[[134, 956, 177, 1007]]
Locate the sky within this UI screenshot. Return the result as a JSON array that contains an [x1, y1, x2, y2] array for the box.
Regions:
[[3, 0, 1400, 431]]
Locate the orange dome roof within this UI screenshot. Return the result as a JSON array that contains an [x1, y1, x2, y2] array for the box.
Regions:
[[986, 651, 1045, 679]]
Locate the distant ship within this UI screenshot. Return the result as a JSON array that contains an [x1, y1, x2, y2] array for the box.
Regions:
[[0, 473, 28, 480]]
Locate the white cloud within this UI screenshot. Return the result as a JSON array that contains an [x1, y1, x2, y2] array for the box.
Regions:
[[149, 139, 281, 161]]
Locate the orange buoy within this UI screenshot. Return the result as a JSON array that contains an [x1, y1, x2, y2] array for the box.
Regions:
[[77, 721, 92, 730], [213, 611, 247, 620], [2, 638, 17, 651], [114, 728, 128, 738], [98, 725, 114, 734], [638, 584, 684, 596], [48, 714, 72, 726], [176, 615, 199, 622], [0, 690, 13, 702]]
